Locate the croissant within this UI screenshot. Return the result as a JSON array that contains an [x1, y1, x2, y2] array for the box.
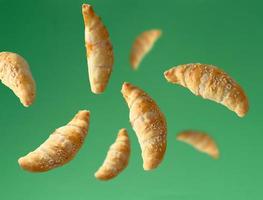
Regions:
[[130, 29, 162, 70], [95, 128, 130, 181], [0, 52, 36, 107], [82, 4, 114, 94], [177, 130, 219, 159], [121, 82, 167, 170], [18, 110, 90, 172], [164, 63, 249, 117]]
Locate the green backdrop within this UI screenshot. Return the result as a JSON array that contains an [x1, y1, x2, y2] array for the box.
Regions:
[[0, 0, 262, 199]]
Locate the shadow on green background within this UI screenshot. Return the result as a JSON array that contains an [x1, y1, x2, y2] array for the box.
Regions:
[[0, 0, 262, 199]]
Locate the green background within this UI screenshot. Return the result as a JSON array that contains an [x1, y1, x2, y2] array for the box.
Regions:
[[0, 0, 262, 199]]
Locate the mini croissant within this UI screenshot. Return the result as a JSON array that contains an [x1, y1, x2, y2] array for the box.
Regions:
[[121, 82, 167, 170], [177, 130, 219, 159], [18, 110, 90, 172], [95, 129, 130, 181], [164, 63, 249, 117], [130, 29, 162, 70], [0, 52, 36, 107], [82, 4, 114, 94]]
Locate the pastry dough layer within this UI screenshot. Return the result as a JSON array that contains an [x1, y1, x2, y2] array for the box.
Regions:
[[177, 130, 219, 159], [164, 63, 249, 117], [0, 52, 36, 107], [18, 110, 90, 172], [95, 128, 130, 180], [121, 82, 167, 170], [130, 30, 161, 70], [82, 4, 114, 94]]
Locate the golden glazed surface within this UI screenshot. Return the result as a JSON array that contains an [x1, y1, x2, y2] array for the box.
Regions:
[[18, 110, 90, 172], [82, 4, 114, 94], [177, 130, 219, 159], [121, 82, 167, 170], [0, 52, 36, 107], [130, 29, 161, 70], [95, 129, 130, 180], [164, 63, 249, 117]]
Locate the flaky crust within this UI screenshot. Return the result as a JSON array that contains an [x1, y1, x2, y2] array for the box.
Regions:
[[95, 129, 130, 180], [177, 130, 219, 159], [82, 4, 113, 94], [0, 52, 36, 107], [164, 63, 249, 117], [130, 29, 162, 70], [18, 110, 90, 172], [121, 82, 167, 170]]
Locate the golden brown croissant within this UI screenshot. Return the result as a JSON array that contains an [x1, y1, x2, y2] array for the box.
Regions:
[[18, 110, 90, 172], [95, 128, 130, 180], [130, 29, 162, 70], [0, 52, 36, 107], [177, 130, 219, 159], [121, 82, 167, 170], [164, 63, 249, 117], [82, 4, 114, 94]]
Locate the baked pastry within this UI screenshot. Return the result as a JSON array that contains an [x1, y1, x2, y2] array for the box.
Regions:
[[130, 29, 161, 70], [121, 82, 167, 170], [0, 52, 36, 107], [18, 110, 90, 172], [95, 128, 130, 180], [82, 4, 113, 94], [164, 63, 249, 117], [177, 130, 219, 159]]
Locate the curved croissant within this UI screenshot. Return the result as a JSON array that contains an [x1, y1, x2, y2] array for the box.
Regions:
[[18, 110, 90, 172], [164, 63, 249, 117], [130, 29, 162, 70], [82, 4, 114, 94], [121, 82, 167, 170], [0, 52, 36, 107], [177, 130, 219, 159], [95, 128, 130, 180]]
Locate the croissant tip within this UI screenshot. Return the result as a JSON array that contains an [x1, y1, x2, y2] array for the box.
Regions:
[[131, 63, 139, 70], [94, 172, 99, 179], [91, 91, 103, 94], [119, 128, 126, 132], [79, 109, 90, 114], [153, 29, 162, 38], [211, 152, 220, 159], [18, 157, 27, 170], [91, 83, 106, 94], [163, 70, 169, 78], [118, 128, 128, 137], [22, 103, 30, 107], [237, 112, 246, 118], [94, 172, 110, 181], [82, 4, 94, 16], [76, 110, 90, 120], [21, 100, 33, 107], [82, 4, 91, 10], [18, 157, 22, 165], [143, 166, 155, 171], [143, 162, 158, 171], [121, 82, 131, 91]]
